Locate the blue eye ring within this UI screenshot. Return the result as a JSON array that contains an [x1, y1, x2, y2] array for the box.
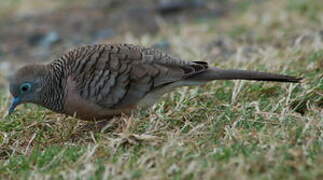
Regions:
[[20, 83, 32, 93]]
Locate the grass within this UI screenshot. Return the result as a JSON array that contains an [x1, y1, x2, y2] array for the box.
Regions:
[[0, 0, 323, 179]]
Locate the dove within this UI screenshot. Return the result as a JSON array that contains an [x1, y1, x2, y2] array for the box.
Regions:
[[8, 44, 301, 120]]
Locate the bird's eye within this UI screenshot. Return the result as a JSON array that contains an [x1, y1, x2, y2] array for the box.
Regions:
[[19, 83, 32, 93]]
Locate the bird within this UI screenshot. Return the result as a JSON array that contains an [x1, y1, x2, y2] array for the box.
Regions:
[[8, 44, 301, 121]]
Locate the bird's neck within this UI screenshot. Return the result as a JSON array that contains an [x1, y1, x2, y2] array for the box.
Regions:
[[39, 61, 68, 113]]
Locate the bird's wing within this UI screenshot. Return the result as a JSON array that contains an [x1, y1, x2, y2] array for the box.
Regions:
[[65, 44, 208, 109]]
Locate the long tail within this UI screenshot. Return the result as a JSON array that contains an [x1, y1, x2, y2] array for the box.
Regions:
[[188, 67, 302, 83]]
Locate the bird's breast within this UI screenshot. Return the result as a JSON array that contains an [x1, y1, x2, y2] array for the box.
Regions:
[[63, 76, 135, 120]]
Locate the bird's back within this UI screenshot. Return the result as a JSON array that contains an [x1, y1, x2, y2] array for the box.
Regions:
[[54, 44, 207, 120]]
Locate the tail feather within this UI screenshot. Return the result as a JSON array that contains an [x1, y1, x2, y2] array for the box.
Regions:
[[188, 67, 302, 83]]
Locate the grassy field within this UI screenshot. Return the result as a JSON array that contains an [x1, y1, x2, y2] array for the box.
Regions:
[[0, 0, 322, 179]]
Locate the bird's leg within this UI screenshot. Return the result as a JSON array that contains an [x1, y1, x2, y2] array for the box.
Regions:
[[77, 116, 115, 132], [98, 117, 121, 133]]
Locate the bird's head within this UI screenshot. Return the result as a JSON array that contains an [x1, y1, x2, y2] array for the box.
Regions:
[[8, 64, 48, 115]]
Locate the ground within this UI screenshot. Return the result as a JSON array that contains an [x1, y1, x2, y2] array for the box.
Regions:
[[0, 0, 322, 179]]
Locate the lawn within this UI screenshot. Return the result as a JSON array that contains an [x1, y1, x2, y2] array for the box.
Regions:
[[0, 0, 322, 179]]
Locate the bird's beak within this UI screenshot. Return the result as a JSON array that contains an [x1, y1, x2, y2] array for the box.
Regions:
[[8, 97, 21, 115]]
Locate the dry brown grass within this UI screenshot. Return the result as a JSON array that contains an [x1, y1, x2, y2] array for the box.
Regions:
[[0, 0, 322, 179]]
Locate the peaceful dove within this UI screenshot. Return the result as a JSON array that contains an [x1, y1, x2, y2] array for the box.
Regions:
[[8, 44, 301, 120]]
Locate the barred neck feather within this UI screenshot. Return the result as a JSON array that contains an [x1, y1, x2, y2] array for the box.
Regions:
[[43, 46, 98, 112], [41, 58, 69, 112]]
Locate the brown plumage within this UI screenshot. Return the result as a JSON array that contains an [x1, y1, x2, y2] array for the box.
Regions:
[[8, 44, 302, 120]]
